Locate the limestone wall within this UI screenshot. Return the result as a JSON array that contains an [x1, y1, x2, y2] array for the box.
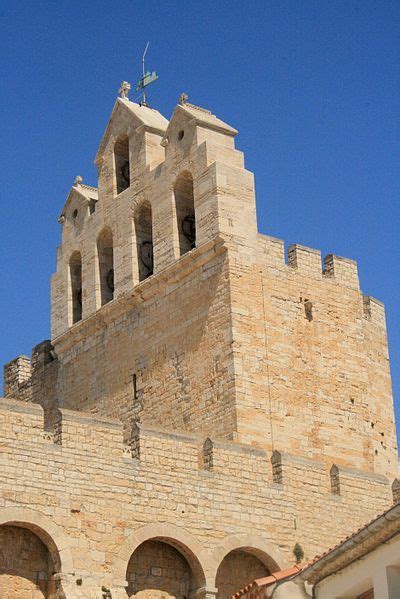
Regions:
[[255, 238, 397, 476], [232, 235, 397, 478], [6, 232, 396, 479], [5, 99, 396, 483], [2, 98, 398, 599], [0, 398, 394, 598]]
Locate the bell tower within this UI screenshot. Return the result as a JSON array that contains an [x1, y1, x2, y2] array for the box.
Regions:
[[6, 86, 396, 481], [2, 76, 398, 599], [48, 88, 262, 443]]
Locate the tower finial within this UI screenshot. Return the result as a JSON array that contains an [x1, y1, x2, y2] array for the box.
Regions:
[[74, 175, 83, 186], [118, 81, 131, 99], [136, 42, 159, 107], [179, 92, 188, 105]]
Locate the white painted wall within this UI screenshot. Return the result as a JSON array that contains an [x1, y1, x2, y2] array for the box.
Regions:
[[315, 535, 400, 599]]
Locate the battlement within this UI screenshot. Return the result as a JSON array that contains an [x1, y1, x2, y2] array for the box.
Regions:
[[0, 395, 395, 593], [1, 90, 397, 599], [3, 355, 31, 399], [3, 339, 58, 405], [0, 397, 393, 501], [257, 234, 387, 325], [258, 235, 360, 289]]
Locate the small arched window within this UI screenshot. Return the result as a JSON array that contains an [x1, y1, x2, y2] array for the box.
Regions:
[[174, 171, 196, 256], [97, 227, 114, 305], [330, 464, 340, 495], [134, 201, 153, 282], [69, 251, 82, 324], [114, 135, 130, 194]]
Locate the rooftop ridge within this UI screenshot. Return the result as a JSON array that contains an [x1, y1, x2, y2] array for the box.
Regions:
[[184, 102, 212, 114], [78, 183, 98, 192]]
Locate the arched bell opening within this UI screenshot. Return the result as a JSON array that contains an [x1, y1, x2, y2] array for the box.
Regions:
[[69, 251, 82, 324], [125, 538, 206, 599], [114, 135, 130, 195], [0, 524, 62, 598], [174, 171, 196, 257], [215, 548, 272, 598], [134, 201, 154, 282], [97, 227, 114, 306]]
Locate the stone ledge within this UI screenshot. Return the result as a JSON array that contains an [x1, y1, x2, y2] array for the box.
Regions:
[[0, 397, 43, 415], [59, 408, 122, 430]]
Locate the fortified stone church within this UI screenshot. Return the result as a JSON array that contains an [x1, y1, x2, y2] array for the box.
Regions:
[[1, 85, 398, 599]]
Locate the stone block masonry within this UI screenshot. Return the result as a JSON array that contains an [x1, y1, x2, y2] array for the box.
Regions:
[[2, 93, 398, 598], [0, 398, 393, 598]]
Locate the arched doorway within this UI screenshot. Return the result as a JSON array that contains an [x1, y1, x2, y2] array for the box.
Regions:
[[126, 539, 195, 598], [0, 524, 59, 598], [215, 548, 273, 599]]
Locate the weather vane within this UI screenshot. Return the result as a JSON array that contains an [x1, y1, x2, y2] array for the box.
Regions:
[[136, 42, 158, 107]]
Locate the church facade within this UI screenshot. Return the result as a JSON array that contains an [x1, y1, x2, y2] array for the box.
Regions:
[[1, 89, 398, 598]]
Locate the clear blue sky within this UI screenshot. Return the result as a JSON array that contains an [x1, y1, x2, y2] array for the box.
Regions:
[[1, 1, 399, 437]]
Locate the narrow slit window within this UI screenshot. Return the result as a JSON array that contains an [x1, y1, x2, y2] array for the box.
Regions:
[[304, 299, 313, 321], [330, 464, 340, 495], [97, 227, 114, 305], [69, 251, 82, 324], [114, 135, 130, 194], [134, 201, 153, 282], [174, 171, 196, 256], [132, 373, 137, 400]]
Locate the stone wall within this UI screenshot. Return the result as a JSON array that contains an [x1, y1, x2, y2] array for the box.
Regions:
[[2, 97, 398, 599], [6, 232, 397, 478], [4, 98, 397, 481], [235, 235, 398, 478], [0, 398, 394, 598]]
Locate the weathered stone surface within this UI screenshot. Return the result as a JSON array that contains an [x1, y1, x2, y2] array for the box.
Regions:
[[1, 95, 397, 598]]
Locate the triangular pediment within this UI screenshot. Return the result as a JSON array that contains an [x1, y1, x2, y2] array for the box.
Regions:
[[58, 183, 98, 222], [94, 98, 169, 165], [162, 102, 237, 146]]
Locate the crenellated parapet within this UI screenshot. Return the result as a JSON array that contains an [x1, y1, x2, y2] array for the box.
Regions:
[[3, 355, 32, 400], [257, 234, 388, 323], [0, 396, 395, 594], [0, 397, 393, 501], [1, 89, 397, 599], [259, 235, 360, 289]]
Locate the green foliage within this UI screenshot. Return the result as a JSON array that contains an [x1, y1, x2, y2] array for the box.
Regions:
[[293, 542, 304, 563]]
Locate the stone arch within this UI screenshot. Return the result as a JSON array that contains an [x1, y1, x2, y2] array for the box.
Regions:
[[68, 250, 82, 325], [97, 226, 114, 306], [0, 506, 73, 597], [113, 523, 213, 591], [134, 200, 154, 282], [392, 478, 400, 504], [173, 171, 196, 256], [114, 134, 130, 194], [211, 534, 285, 598], [0, 506, 73, 576]]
